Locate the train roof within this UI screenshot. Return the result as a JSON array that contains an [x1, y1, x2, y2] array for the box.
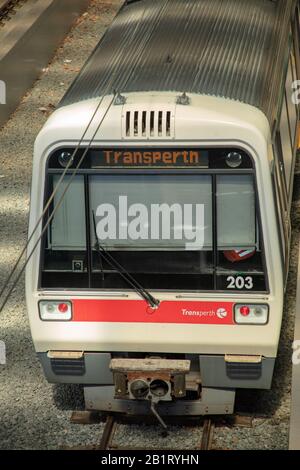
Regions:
[[60, 0, 297, 127]]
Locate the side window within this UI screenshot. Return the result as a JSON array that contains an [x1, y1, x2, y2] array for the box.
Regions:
[[50, 175, 86, 249], [216, 175, 256, 249], [272, 144, 291, 278], [277, 35, 299, 198], [215, 175, 267, 292], [293, 7, 300, 88], [274, 131, 288, 202], [285, 55, 298, 146], [279, 93, 293, 190], [41, 174, 89, 289], [272, 168, 287, 241]]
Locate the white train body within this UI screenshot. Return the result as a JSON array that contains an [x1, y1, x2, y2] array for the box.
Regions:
[[26, 0, 300, 415]]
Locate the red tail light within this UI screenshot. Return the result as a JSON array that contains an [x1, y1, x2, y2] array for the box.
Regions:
[[240, 306, 250, 316], [58, 303, 69, 313]]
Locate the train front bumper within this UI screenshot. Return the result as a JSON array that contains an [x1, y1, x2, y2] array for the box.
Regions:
[[37, 351, 275, 390]]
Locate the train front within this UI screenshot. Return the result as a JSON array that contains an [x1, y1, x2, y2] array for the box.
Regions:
[[26, 93, 283, 416]]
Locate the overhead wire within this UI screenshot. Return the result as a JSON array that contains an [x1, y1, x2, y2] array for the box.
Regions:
[[0, 0, 170, 312]]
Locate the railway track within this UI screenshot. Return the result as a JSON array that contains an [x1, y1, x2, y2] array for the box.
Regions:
[[63, 413, 216, 450], [64, 411, 254, 451]]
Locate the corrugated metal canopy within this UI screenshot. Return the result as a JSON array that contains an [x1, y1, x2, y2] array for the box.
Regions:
[[60, 0, 296, 125]]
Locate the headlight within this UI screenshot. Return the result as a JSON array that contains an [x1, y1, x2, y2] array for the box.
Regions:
[[58, 151, 74, 168], [225, 151, 242, 168], [234, 304, 269, 325], [39, 301, 72, 321]]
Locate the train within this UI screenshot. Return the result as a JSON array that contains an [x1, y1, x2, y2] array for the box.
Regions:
[[26, 0, 300, 421]]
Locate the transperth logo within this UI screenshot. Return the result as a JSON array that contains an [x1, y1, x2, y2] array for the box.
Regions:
[[0, 80, 6, 104], [181, 308, 228, 318], [216, 308, 228, 319]]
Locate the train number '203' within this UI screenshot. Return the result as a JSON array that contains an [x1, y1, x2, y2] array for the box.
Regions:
[[226, 276, 254, 290]]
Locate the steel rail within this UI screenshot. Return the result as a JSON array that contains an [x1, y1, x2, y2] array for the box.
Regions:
[[98, 414, 215, 451], [99, 415, 118, 450]]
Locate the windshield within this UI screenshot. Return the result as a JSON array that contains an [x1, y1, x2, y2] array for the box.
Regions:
[[41, 148, 267, 293]]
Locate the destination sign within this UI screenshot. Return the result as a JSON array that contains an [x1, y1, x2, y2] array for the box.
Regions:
[[90, 149, 209, 168]]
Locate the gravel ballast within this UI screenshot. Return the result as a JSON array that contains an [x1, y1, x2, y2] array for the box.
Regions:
[[0, 0, 299, 450]]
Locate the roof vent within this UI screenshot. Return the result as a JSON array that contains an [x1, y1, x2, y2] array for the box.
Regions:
[[123, 109, 174, 139]]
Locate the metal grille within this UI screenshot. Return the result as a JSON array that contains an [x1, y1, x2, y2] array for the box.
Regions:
[[51, 357, 85, 376], [123, 109, 173, 139], [226, 362, 262, 381]]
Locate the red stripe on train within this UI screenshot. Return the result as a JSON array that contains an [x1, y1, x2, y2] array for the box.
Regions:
[[72, 299, 235, 324]]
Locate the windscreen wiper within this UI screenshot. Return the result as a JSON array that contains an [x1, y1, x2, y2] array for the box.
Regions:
[[92, 211, 160, 309]]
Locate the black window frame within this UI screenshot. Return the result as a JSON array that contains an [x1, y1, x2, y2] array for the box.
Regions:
[[39, 150, 269, 295]]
